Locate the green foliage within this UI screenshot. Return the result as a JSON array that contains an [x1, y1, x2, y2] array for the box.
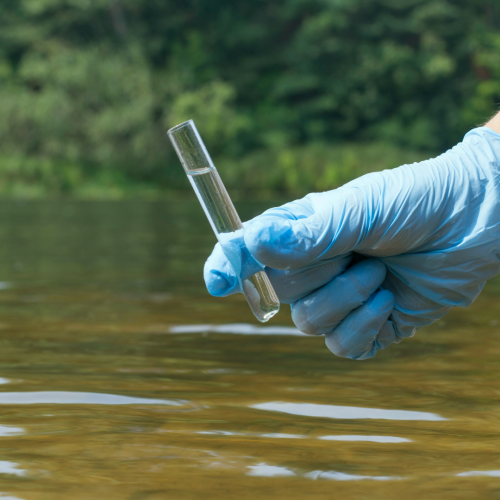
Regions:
[[462, 28, 500, 125], [217, 141, 431, 199], [0, 0, 498, 197]]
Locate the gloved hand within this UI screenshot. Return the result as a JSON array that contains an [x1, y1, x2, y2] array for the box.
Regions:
[[204, 127, 500, 359]]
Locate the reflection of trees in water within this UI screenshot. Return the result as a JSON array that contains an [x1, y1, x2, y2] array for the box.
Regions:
[[0, 201, 214, 289]]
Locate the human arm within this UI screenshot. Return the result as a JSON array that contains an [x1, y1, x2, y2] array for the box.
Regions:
[[205, 124, 500, 359], [485, 110, 500, 135]]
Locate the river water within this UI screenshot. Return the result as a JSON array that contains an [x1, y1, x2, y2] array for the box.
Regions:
[[0, 200, 498, 499]]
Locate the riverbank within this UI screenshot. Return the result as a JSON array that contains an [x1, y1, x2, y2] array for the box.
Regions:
[[0, 141, 434, 200]]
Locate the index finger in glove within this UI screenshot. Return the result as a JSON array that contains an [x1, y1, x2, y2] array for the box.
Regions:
[[244, 159, 463, 271], [203, 198, 317, 298], [204, 242, 351, 303]]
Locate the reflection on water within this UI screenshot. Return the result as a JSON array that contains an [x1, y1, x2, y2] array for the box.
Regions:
[[0, 201, 498, 498], [0, 426, 23, 437], [0, 391, 188, 406], [198, 431, 238, 436], [456, 471, 500, 477], [169, 323, 302, 335], [247, 464, 402, 481], [195, 430, 409, 443], [260, 433, 305, 439], [247, 464, 296, 477], [305, 470, 401, 481], [0, 462, 25, 477], [320, 435, 410, 443], [252, 402, 447, 421]]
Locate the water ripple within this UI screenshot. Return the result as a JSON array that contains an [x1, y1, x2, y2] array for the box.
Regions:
[[0, 426, 24, 437], [0, 392, 189, 406], [306, 470, 401, 481], [247, 464, 296, 477], [0, 462, 25, 477], [261, 433, 305, 439], [247, 463, 402, 481], [320, 435, 411, 443], [252, 402, 447, 421], [170, 324, 303, 335], [456, 471, 500, 477], [194, 430, 408, 442]]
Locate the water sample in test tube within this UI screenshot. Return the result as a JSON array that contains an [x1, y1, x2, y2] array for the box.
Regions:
[[168, 120, 280, 322]]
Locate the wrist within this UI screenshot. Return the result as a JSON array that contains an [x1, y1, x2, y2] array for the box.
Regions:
[[485, 111, 500, 135]]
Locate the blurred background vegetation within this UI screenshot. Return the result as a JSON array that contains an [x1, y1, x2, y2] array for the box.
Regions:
[[0, 0, 499, 198]]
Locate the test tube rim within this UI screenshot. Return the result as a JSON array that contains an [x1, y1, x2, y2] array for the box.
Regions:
[[167, 119, 194, 135]]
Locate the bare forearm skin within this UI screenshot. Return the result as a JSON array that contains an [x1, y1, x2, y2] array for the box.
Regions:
[[485, 110, 500, 135]]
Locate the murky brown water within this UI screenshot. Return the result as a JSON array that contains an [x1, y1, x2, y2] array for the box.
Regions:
[[0, 200, 498, 499]]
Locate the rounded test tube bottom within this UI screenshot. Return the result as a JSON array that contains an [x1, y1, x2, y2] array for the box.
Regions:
[[242, 271, 280, 322]]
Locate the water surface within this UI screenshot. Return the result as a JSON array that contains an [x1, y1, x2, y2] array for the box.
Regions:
[[0, 200, 497, 499]]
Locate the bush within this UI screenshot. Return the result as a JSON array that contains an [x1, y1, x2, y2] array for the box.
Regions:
[[0, 0, 498, 197]]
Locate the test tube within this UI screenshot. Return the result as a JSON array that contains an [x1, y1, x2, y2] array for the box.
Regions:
[[168, 120, 280, 322]]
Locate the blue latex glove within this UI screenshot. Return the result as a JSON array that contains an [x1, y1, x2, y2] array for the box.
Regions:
[[205, 127, 500, 359]]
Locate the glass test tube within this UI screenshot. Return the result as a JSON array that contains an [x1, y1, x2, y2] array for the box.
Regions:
[[168, 120, 280, 323]]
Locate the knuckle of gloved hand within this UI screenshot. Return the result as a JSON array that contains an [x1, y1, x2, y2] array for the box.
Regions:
[[325, 330, 375, 360], [389, 309, 424, 339], [369, 289, 395, 315], [244, 220, 295, 269], [291, 299, 322, 336], [203, 255, 235, 297], [324, 332, 351, 358], [203, 264, 231, 296], [376, 321, 398, 349], [353, 345, 378, 360], [204, 271, 229, 297], [350, 259, 387, 296]]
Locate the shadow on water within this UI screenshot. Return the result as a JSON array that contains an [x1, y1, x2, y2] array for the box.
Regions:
[[0, 201, 497, 498]]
